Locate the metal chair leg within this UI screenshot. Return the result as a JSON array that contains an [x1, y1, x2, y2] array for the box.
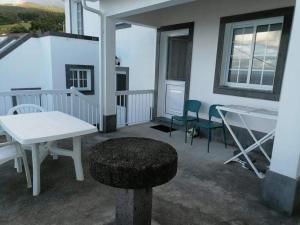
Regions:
[[191, 127, 195, 145], [169, 118, 173, 137], [222, 124, 227, 148], [185, 121, 188, 143], [208, 129, 212, 153]]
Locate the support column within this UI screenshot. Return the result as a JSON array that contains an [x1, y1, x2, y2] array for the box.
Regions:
[[100, 16, 117, 132], [116, 188, 153, 225], [263, 3, 300, 215]]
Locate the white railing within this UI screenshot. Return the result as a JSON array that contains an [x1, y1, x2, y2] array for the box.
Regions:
[[0, 87, 100, 129], [115, 90, 154, 128]]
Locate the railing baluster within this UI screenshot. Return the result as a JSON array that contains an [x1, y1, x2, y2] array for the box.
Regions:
[[142, 94, 145, 122], [65, 94, 68, 114], [124, 94, 127, 125], [79, 98, 81, 119], [60, 94, 63, 112], [96, 106, 99, 129], [70, 89, 74, 116], [35, 95, 38, 106], [91, 105, 94, 125], [87, 102, 90, 124], [45, 94, 49, 111]]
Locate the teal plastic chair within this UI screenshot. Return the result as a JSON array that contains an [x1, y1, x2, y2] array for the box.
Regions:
[[191, 104, 227, 152], [170, 100, 202, 143]]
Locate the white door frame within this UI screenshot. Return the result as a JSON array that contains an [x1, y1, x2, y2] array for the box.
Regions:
[[155, 23, 194, 119]]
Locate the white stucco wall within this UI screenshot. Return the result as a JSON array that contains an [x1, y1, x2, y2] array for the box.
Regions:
[[116, 25, 156, 90], [124, 0, 295, 133], [64, 1, 157, 92], [82, 2, 101, 37], [50, 36, 99, 104], [65, 0, 100, 36], [0, 37, 53, 91], [0, 36, 99, 106]]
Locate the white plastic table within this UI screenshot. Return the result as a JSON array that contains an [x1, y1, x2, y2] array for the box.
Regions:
[[216, 105, 278, 179], [0, 111, 98, 196]]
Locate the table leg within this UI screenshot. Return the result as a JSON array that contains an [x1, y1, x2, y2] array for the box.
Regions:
[[31, 144, 41, 196], [73, 136, 84, 181], [116, 188, 152, 225]]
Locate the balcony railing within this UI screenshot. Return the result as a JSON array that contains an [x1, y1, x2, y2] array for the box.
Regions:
[[0, 87, 100, 129], [115, 90, 154, 128]]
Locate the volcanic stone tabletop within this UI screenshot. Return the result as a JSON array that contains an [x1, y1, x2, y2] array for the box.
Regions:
[[89, 137, 178, 189]]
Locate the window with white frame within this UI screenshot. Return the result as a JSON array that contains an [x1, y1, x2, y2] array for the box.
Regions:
[[70, 69, 91, 90], [221, 17, 283, 91], [214, 8, 293, 101], [66, 65, 94, 95]]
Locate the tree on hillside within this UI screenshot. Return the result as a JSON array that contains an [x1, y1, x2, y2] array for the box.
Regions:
[[9, 24, 29, 33], [30, 13, 64, 32], [0, 5, 65, 34], [17, 12, 39, 21]]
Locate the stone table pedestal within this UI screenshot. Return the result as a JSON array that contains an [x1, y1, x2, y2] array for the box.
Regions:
[[89, 137, 178, 225]]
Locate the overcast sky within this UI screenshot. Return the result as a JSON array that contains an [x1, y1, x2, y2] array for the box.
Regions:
[[0, 0, 64, 7]]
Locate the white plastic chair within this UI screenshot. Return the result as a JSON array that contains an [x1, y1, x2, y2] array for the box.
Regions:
[[8, 104, 46, 115], [7, 104, 48, 170], [0, 142, 32, 188]]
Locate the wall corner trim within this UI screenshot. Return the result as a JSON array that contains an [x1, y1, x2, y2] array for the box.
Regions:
[[262, 170, 300, 215]]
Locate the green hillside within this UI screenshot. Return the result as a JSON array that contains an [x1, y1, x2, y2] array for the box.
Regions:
[[14, 2, 64, 13], [0, 2, 64, 34]]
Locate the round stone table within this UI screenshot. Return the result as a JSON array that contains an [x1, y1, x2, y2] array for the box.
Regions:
[[89, 137, 178, 225]]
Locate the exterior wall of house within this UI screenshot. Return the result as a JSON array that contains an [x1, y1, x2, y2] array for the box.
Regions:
[[0, 35, 99, 105], [116, 25, 156, 90], [65, 2, 157, 92], [65, 0, 100, 36], [82, 1, 101, 37], [124, 0, 295, 133], [0, 37, 53, 91], [49, 36, 99, 104]]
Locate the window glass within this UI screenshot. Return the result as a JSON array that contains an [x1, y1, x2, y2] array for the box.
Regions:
[[78, 70, 88, 88], [249, 23, 282, 86], [228, 26, 254, 84], [71, 70, 78, 87], [225, 18, 283, 90], [66, 65, 94, 94]]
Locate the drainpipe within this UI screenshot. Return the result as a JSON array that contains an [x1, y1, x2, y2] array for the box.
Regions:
[[81, 0, 102, 15], [80, 0, 105, 131]]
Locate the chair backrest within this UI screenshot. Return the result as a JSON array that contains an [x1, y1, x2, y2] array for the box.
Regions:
[[184, 100, 202, 116], [0, 142, 19, 165], [8, 104, 46, 115], [209, 104, 226, 121]]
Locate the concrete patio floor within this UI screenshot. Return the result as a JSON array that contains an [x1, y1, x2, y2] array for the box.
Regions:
[[0, 122, 299, 225]]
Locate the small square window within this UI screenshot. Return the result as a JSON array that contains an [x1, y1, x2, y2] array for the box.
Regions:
[[66, 65, 94, 95]]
